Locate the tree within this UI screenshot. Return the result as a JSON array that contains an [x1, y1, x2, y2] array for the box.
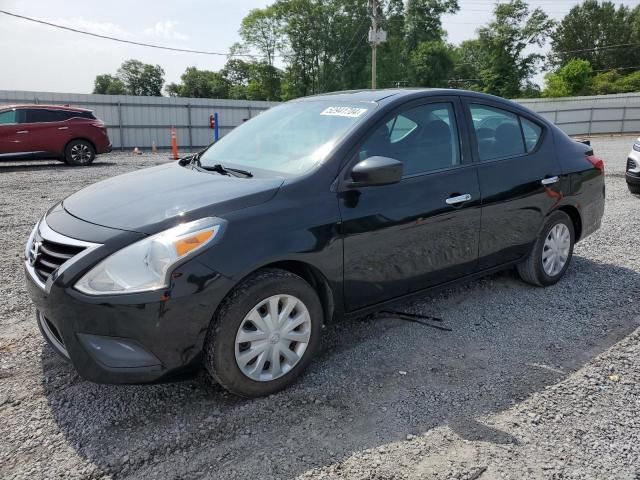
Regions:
[[93, 74, 126, 95], [239, 6, 284, 65], [550, 1, 638, 72], [450, 39, 486, 91], [543, 59, 594, 97], [477, 0, 554, 98], [166, 67, 229, 98], [408, 40, 455, 87], [404, 0, 459, 51], [222, 59, 283, 100], [116, 60, 166, 96]]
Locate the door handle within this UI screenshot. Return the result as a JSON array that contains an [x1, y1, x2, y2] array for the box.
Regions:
[[445, 194, 472, 205], [17, 130, 29, 134], [58, 126, 69, 130], [541, 176, 559, 186]]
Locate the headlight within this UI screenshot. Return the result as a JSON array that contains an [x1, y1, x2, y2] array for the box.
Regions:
[[75, 217, 224, 295], [633, 142, 640, 152]]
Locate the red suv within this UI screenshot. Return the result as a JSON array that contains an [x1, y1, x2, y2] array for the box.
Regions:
[[0, 104, 111, 166]]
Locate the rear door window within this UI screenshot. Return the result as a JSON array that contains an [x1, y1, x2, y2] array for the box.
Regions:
[[521, 117, 542, 152], [470, 105, 525, 161], [26, 109, 71, 123], [0, 110, 17, 124]]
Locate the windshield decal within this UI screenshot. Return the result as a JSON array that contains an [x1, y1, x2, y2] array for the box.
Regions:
[[321, 106, 368, 118]]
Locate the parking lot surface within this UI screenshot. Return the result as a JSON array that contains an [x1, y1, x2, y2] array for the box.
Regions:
[[0, 137, 639, 480]]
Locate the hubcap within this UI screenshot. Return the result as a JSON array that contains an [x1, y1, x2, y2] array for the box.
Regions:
[[71, 144, 91, 163], [234, 294, 312, 382], [542, 223, 571, 276]]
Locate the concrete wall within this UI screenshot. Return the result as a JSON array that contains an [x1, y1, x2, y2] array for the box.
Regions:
[[0, 90, 280, 151]]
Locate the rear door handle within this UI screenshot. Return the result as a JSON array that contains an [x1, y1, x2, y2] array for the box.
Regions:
[[541, 176, 559, 186], [17, 130, 29, 134], [445, 193, 472, 205], [58, 126, 69, 130]]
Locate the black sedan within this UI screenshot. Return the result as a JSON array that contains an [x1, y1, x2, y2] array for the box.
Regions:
[[24, 89, 605, 397]]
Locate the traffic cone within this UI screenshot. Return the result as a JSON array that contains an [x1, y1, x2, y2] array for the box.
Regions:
[[132, 147, 142, 155], [171, 127, 179, 160], [151, 141, 158, 155]]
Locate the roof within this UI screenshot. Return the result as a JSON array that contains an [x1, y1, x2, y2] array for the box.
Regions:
[[1, 104, 91, 112], [294, 88, 516, 106]]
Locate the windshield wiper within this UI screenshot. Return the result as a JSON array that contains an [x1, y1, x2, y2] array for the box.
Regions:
[[197, 163, 253, 178], [180, 152, 252, 178]]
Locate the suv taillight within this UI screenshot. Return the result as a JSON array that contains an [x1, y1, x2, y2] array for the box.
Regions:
[[587, 154, 604, 174]]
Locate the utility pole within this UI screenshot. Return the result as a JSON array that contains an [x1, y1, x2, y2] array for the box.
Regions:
[[368, 0, 386, 90]]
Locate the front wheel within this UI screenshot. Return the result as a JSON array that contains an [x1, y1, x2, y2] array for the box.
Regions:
[[65, 139, 95, 166], [204, 269, 323, 398], [517, 210, 575, 287]]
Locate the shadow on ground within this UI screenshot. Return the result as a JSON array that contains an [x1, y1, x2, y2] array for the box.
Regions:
[[40, 256, 640, 479]]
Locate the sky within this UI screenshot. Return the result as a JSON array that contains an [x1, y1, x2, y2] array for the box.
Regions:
[[0, 0, 635, 94]]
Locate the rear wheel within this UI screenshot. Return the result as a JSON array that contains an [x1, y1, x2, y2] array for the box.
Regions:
[[65, 139, 95, 166], [628, 183, 640, 195], [204, 269, 323, 398], [517, 210, 575, 287]]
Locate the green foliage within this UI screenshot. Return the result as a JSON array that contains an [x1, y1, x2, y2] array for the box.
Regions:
[[239, 6, 283, 65], [165, 67, 230, 98], [543, 59, 594, 97], [92, 74, 126, 95], [408, 41, 455, 88], [550, 1, 639, 71], [477, 0, 554, 98], [404, 0, 459, 51], [116, 60, 165, 96]]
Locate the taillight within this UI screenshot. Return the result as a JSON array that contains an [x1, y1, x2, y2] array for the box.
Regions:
[[587, 155, 604, 173]]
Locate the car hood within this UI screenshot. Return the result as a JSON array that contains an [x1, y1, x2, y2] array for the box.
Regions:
[[63, 162, 284, 233]]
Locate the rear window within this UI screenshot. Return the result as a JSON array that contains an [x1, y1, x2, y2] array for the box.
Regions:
[[27, 109, 70, 123]]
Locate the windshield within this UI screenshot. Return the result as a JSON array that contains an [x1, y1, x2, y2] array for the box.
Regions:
[[199, 100, 375, 175]]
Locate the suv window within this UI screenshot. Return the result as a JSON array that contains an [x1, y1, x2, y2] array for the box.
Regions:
[[0, 109, 17, 124], [26, 109, 72, 123], [360, 102, 461, 176]]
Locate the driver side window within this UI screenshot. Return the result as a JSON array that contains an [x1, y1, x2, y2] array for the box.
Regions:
[[359, 102, 461, 176]]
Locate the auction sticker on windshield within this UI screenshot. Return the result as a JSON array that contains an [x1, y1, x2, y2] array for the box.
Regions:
[[321, 106, 368, 118]]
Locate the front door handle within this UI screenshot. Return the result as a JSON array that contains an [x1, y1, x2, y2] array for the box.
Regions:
[[17, 130, 29, 134], [541, 176, 559, 186], [445, 193, 472, 205], [58, 126, 69, 130]]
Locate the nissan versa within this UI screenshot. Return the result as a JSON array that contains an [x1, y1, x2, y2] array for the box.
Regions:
[[24, 89, 605, 397]]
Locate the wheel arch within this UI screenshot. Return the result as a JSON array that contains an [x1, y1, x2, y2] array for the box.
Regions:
[[556, 204, 583, 242]]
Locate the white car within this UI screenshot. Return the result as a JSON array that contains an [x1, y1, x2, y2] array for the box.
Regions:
[[627, 137, 640, 194]]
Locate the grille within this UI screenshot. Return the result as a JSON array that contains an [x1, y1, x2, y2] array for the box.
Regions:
[[33, 234, 86, 283], [628, 158, 637, 171]]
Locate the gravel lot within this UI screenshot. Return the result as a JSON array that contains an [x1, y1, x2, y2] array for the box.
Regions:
[[0, 137, 639, 480]]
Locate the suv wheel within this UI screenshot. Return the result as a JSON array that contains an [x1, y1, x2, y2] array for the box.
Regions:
[[628, 183, 640, 195], [517, 210, 575, 287], [65, 139, 95, 166], [204, 269, 323, 398]]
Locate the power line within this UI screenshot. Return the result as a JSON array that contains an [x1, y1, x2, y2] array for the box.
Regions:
[[0, 9, 267, 58]]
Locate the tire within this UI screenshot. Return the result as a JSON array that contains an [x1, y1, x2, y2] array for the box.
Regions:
[[204, 268, 323, 398], [628, 183, 640, 195], [64, 139, 95, 166], [517, 210, 575, 287]]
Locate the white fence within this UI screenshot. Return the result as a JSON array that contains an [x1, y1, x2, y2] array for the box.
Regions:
[[0, 90, 279, 151], [516, 93, 640, 136], [1, 90, 639, 150]]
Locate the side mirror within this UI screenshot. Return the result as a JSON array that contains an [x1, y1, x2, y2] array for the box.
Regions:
[[346, 156, 403, 188]]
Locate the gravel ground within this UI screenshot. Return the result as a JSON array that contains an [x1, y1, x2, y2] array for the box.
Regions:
[[0, 137, 639, 480]]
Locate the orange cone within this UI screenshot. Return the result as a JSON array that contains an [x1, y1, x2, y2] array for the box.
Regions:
[[132, 147, 142, 155], [171, 128, 179, 160]]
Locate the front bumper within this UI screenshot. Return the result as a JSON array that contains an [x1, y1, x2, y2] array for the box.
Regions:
[[24, 216, 234, 384]]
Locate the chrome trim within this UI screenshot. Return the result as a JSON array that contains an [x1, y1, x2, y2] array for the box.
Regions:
[[38, 311, 70, 360], [24, 217, 102, 293], [445, 193, 471, 205], [17, 130, 29, 134], [57, 126, 69, 130], [541, 176, 559, 186]]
